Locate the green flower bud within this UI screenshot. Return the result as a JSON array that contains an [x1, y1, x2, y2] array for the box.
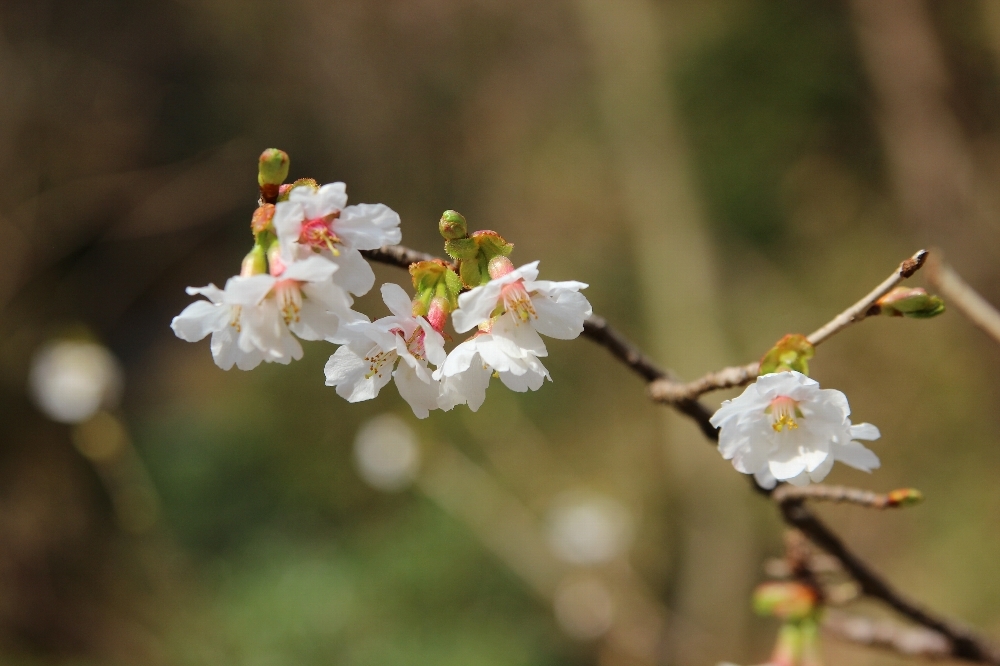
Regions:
[[240, 244, 268, 277], [876, 287, 945, 318], [439, 210, 468, 240], [258, 148, 290, 187], [887, 488, 924, 507]]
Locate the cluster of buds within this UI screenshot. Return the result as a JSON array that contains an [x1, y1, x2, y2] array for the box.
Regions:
[[752, 581, 824, 666], [172, 149, 592, 418]]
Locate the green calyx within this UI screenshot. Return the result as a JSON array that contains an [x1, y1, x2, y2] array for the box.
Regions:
[[875, 287, 945, 319], [760, 334, 815, 376], [410, 260, 463, 316], [437, 210, 514, 289], [277, 178, 319, 202]]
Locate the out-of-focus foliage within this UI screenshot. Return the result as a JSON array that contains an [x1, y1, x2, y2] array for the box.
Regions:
[[1, 1, 999, 666]]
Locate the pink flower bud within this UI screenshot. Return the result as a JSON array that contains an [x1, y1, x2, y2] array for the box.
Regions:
[[487, 255, 515, 279], [427, 297, 450, 334]]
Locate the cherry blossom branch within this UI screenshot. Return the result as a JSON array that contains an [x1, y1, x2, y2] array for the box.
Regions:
[[582, 315, 719, 440], [647, 249, 929, 404], [822, 609, 951, 660], [772, 484, 923, 510], [806, 249, 928, 346], [780, 499, 1000, 664], [926, 253, 1000, 347], [363, 244, 1000, 663], [361, 246, 447, 268]]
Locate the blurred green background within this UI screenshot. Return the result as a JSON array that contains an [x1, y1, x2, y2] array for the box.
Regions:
[[0, 0, 999, 664]]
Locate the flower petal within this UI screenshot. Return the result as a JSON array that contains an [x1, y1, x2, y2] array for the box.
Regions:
[[282, 255, 338, 283], [849, 422, 881, 441], [452, 281, 504, 333], [833, 441, 880, 472], [336, 203, 402, 250], [381, 283, 414, 319], [528, 284, 592, 340], [186, 283, 225, 304], [171, 301, 230, 342], [326, 247, 376, 297], [393, 362, 439, 419], [325, 344, 394, 402]]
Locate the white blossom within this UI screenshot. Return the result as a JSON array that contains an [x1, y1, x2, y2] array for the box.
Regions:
[[172, 255, 357, 369], [325, 283, 445, 418], [273, 182, 401, 297], [709, 370, 881, 489], [451, 260, 592, 340], [436, 313, 551, 412]]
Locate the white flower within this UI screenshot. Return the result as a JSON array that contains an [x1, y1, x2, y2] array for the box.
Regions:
[[171, 281, 268, 371], [709, 371, 881, 489], [450, 259, 592, 340], [325, 283, 445, 418], [436, 313, 551, 412], [273, 182, 401, 297], [172, 256, 358, 369]]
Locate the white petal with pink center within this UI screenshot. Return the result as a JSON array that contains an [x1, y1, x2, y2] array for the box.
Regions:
[[273, 182, 401, 297], [451, 260, 592, 340], [172, 254, 363, 369], [324, 284, 445, 418], [709, 370, 881, 489]]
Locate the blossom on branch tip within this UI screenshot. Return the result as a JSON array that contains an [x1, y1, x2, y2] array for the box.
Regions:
[[172, 256, 359, 369], [273, 182, 401, 297], [709, 371, 880, 489], [451, 259, 592, 340], [325, 283, 446, 419]]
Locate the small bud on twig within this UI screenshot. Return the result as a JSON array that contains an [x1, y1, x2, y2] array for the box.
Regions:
[[873, 286, 945, 318], [439, 210, 468, 240], [258, 148, 290, 204]]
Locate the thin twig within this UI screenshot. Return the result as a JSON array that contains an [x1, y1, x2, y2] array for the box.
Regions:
[[822, 609, 951, 660], [772, 484, 923, 510], [363, 244, 1000, 663], [926, 252, 1000, 347], [646, 249, 929, 404], [807, 249, 928, 346]]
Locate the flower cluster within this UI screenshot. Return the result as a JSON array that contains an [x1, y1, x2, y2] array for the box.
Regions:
[[171, 149, 592, 418]]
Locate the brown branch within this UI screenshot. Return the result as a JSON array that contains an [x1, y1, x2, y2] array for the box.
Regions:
[[363, 244, 1000, 663], [772, 484, 923, 510], [822, 609, 951, 660], [360, 245, 447, 269], [582, 315, 718, 440], [781, 500, 1000, 664], [926, 252, 1000, 347], [646, 249, 928, 404]]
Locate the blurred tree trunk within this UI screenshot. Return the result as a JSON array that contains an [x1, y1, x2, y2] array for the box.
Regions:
[[574, 2, 756, 664], [849, 0, 1000, 282]]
